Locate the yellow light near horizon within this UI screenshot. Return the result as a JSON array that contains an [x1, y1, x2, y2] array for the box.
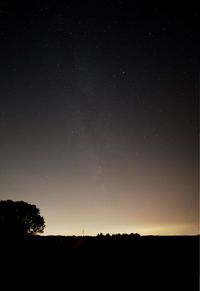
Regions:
[[43, 223, 199, 236]]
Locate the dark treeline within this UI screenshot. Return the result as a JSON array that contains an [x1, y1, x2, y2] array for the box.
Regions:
[[21, 232, 199, 250], [2, 232, 198, 255]]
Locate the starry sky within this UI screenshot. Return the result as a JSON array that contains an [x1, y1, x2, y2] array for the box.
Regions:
[[0, 1, 199, 235]]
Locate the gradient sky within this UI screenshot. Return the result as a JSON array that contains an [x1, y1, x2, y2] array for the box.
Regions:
[[0, 2, 199, 235]]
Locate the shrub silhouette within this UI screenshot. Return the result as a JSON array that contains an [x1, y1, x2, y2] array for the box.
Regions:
[[0, 200, 45, 238]]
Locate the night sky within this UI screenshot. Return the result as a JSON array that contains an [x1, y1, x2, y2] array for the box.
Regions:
[[0, 1, 199, 235]]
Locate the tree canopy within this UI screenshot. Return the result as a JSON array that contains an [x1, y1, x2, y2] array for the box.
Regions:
[[0, 200, 45, 237]]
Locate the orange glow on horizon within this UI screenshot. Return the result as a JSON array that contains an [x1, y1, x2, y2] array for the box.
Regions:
[[43, 223, 199, 237]]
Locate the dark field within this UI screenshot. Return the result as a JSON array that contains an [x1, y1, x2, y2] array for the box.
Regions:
[[2, 233, 198, 255], [1, 234, 199, 289]]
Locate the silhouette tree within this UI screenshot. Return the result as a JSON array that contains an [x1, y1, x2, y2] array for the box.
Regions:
[[0, 200, 45, 238]]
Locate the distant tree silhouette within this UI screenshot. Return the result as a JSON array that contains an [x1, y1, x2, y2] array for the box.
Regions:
[[0, 200, 45, 238]]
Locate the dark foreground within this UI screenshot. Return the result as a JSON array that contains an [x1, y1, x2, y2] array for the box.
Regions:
[[1, 234, 199, 290]]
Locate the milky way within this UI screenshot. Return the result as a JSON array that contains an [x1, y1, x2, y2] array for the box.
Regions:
[[0, 2, 198, 235]]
